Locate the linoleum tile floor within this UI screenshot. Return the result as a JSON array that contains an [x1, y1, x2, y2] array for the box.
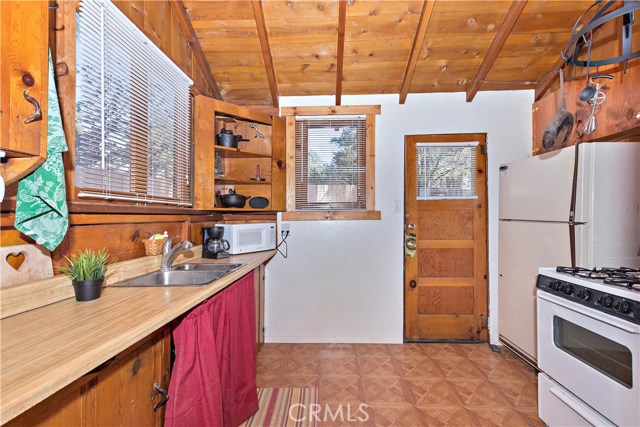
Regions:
[[257, 343, 544, 427]]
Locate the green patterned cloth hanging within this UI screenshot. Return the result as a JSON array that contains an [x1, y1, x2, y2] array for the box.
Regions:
[[14, 50, 69, 251]]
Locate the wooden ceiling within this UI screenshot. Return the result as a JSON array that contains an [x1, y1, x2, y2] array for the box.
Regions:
[[179, 1, 604, 107]]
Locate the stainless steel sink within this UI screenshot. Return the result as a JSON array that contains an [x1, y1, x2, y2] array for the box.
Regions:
[[111, 263, 244, 287], [172, 263, 243, 273]]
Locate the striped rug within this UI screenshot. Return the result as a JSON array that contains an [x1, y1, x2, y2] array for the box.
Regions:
[[242, 388, 319, 427]]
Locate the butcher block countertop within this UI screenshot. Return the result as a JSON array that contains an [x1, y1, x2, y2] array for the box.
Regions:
[[0, 249, 276, 425]]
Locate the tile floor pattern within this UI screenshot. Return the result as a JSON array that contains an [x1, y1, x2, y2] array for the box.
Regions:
[[256, 343, 544, 427]]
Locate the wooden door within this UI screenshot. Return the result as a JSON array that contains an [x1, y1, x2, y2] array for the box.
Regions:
[[404, 134, 488, 342]]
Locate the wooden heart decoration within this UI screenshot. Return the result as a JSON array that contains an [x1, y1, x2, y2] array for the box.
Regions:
[[6, 252, 26, 271]]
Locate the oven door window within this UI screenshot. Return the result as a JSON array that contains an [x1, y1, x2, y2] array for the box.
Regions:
[[553, 316, 633, 388]]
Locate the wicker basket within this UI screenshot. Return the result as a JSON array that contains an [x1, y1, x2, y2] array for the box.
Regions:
[[143, 238, 167, 256]]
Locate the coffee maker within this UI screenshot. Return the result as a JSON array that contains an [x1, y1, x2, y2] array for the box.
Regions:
[[202, 226, 230, 259]]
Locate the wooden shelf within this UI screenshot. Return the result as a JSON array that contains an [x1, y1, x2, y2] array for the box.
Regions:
[[212, 207, 271, 211], [194, 96, 284, 212], [215, 177, 271, 185], [215, 146, 271, 159]]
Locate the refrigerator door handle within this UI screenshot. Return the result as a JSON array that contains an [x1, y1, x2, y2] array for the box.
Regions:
[[569, 223, 576, 268], [568, 144, 580, 267]]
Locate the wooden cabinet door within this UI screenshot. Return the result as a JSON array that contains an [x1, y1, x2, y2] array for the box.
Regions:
[[0, 1, 50, 184], [93, 328, 171, 427], [4, 375, 92, 427]]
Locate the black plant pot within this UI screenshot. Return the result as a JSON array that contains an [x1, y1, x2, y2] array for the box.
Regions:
[[72, 278, 104, 302]]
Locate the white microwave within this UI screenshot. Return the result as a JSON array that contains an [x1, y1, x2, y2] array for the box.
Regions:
[[215, 223, 276, 255]]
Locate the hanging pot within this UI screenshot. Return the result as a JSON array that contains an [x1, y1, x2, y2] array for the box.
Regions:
[[218, 189, 251, 208], [542, 70, 574, 150]]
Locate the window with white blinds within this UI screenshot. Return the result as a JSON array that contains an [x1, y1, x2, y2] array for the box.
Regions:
[[295, 116, 367, 211], [75, 0, 193, 206], [416, 142, 478, 200]]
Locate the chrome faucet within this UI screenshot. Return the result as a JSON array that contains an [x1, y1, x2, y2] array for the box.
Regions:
[[160, 237, 193, 271]]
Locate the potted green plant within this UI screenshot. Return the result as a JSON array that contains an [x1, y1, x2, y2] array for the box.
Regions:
[[58, 249, 112, 302]]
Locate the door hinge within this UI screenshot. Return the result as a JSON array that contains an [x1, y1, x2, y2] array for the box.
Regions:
[[480, 144, 487, 155]]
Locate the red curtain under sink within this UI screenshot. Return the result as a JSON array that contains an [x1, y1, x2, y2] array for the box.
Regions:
[[165, 271, 258, 427]]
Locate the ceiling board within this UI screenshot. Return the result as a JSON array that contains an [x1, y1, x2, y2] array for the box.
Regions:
[[262, 0, 339, 19], [184, 0, 604, 106], [347, 1, 424, 17], [344, 45, 412, 64], [266, 17, 338, 43], [183, 1, 254, 21], [420, 34, 494, 60], [345, 14, 421, 41], [270, 42, 337, 60], [343, 61, 408, 81], [204, 51, 266, 67]]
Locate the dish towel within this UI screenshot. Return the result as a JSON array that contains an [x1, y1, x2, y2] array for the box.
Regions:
[[14, 50, 69, 251]]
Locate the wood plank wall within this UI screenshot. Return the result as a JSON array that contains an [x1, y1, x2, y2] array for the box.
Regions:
[[0, 1, 272, 276]]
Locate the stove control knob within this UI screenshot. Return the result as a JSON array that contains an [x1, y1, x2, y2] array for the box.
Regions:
[[552, 281, 562, 291], [614, 300, 632, 314], [603, 295, 614, 308], [562, 285, 574, 295], [577, 289, 592, 301]]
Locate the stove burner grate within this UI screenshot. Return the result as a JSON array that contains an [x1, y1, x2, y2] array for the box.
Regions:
[[556, 266, 640, 290]]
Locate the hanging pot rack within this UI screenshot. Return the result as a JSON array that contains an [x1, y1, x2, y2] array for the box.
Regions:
[[561, 0, 639, 71]]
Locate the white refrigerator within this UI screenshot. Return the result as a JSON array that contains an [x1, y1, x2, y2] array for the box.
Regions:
[[498, 142, 640, 365]]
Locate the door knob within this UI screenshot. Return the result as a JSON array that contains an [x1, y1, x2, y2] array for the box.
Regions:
[[409, 280, 417, 289]]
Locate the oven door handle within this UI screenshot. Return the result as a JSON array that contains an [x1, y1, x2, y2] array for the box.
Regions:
[[538, 292, 640, 334], [549, 386, 615, 427]]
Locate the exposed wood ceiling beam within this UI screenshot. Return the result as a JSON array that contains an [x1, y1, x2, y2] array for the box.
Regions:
[[465, 0, 527, 102], [169, 0, 222, 100], [251, 0, 279, 108], [399, 1, 436, 105], [336, 0, 347, 106], [534, 56, 567, 101]]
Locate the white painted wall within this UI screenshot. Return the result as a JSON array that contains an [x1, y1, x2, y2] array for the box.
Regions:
[[265, 91, 533, 344]]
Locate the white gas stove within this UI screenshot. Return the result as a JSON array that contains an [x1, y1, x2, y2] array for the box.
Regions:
[[537, 266, 640, 427]]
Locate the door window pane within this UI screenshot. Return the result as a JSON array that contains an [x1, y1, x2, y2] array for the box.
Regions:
[[417, 142, 478, 200]]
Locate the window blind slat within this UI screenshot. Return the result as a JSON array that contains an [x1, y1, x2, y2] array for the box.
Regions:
[[76, 0, 193, 206]]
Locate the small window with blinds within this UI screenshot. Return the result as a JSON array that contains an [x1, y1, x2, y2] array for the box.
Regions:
[[416, 142, 478, 200], [295, 116, 367, 211], [75, 0, 193, 206]]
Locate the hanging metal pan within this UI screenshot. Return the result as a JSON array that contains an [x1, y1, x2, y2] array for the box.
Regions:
[[542, 70, 574, 150]]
